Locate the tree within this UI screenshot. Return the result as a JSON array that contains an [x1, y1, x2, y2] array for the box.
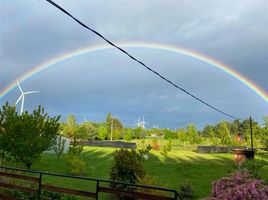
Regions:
[[217, 121, 232, 146], [186, 124, 198, 145], [230, 119, 240, 135], [98, 125, 108, 140], [79, 122, 98, 141], [261, 116, 268, 148], [53, 135, 66, 160], [178, 128, 187, 145], [111, 118, 123, 130], [0, 103, 60, 168], [202, 124, 214, 137], [63, 114, 77, 138], [132, 127, 144, 139], [106, 112, 112, 136], [238, 118, 262, 146], [163, 129, 177, 139], [203, 124, 218, 145], [62, 115, 85, 157], [106, 113, 123, 140], [123, 129, 132, 141]]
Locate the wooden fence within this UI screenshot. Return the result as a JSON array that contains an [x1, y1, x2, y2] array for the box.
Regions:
[[0, 166, 181, 200]]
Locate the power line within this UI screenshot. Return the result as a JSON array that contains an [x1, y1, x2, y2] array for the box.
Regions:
[[45, 0, 238, 119]]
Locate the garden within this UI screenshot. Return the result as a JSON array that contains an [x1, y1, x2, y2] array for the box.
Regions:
[[0, 103, 268, 199]]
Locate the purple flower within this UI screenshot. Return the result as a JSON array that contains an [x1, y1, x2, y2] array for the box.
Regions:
[[211, 171, 268, 200]]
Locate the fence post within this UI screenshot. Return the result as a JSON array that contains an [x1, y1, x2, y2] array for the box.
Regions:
[[37, 173, 42, 200], [96, 180, 99, 200]]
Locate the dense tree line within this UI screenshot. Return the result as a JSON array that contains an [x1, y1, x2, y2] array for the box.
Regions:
[[60, 113, 268, 148]]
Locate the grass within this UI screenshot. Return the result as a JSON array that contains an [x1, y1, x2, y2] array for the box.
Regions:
[[13, 145, 265, 199]]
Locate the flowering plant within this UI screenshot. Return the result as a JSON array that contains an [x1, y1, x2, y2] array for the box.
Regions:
[[212, 171, 268, 200]]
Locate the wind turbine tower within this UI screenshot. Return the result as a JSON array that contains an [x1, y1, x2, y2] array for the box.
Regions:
[[15, 80, 40, 115], [136, 118, 141, 128], [137, 116, 148, 129]]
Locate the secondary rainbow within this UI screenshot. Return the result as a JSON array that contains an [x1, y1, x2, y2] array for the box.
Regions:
[[1, 42, 268, 104]]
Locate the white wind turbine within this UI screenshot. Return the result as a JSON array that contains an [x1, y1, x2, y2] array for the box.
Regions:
[[136, 116, 149, 129], [15, 81, 40, 115]]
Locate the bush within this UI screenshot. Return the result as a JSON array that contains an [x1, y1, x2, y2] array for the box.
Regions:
[[110, 148, 145, 185], [151, 139, 160, 150], [178, 182, 195, 200], [236, 159, 265, 178], [167, 139, 172, 151], [138, 144, 151, 160], [65, 155, 85, 175], [211, 171, 268, 200], [138, 175, 164, 195], [161, 144, 168, 156], [6, 191, 36, 200], [42, 190, 77, 200], [123, 130, 132, 141], [161, 140, 172, 156]]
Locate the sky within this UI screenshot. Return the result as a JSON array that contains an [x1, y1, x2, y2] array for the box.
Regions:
[[0, 0, 268, 129]]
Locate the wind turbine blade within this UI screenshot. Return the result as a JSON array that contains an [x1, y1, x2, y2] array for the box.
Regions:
[[16, 80, 23, 93], [15, 94, 23, 105], [24, 91, 40, 95]]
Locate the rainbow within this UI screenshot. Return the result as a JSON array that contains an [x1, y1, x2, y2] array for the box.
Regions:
[[1, 42, 268, 104]]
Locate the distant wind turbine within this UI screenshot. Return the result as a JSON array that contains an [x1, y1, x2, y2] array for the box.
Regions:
[[136, 116, 149, 129], [15, 80, 40, 115]]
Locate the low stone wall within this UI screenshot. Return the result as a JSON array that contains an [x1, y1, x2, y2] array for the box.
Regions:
[[83, 141, 137, 149], [197, 146, 254, 153], [197, 146, 230, 153]]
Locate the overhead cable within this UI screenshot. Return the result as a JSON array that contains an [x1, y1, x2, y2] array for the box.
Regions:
[[45, 0, 238, 119]]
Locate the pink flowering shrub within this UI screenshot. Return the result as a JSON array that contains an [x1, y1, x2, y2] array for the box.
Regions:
[[212, 171, 268, 200]]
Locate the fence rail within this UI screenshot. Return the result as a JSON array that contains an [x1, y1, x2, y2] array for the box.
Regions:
[[0, 166, 181, 200]]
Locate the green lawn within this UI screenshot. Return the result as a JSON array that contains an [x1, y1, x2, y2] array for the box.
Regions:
[[17, 146, 267, 199]]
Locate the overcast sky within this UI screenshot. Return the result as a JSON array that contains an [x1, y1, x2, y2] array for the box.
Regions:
[[0, 0, 268, 129]]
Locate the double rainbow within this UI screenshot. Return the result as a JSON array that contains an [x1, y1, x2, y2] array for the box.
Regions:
[[1, 42, 268, 104]]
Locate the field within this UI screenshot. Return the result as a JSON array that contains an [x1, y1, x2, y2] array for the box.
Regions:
[[17, 145, 267, 199]]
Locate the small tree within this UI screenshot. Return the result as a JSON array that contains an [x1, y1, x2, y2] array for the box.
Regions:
[[0, 103, 60, 168], [53, 135, 66, 160], [98, 125, 108, 140], [217, 121, 232, 146], [123, 129, 132, 141], [178, 128, 187, 145], [110, 149, 145, 186], [186, 124, 198, 145]]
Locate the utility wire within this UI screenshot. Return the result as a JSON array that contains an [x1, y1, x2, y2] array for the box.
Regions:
[[45, 0, 238, 119]]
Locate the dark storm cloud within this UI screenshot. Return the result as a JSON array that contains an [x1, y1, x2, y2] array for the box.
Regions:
[[1, 0, 267, 127]]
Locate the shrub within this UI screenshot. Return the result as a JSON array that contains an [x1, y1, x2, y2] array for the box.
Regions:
[[42, 190, 77, 200], [65, 155, 85, 175], [161, 140, 172, 156], [138, 175, 164, 195], [151, 138, 160, 150], [161, 144, 168, 156], [236, 159, 265, 178], [212, 171, 268, 200], [123, 130, 132, 141], [178, 182, 195, 200], [167, 139, 172, 151], [138, 144, 151, 160], [110, 148, 145, 185], [6, 191, 36, 200]]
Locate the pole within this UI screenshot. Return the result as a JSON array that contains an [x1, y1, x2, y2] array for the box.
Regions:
[[249, 116, 254, 152], [37, 173, 42, 200], [110, 119, 113, 141]]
